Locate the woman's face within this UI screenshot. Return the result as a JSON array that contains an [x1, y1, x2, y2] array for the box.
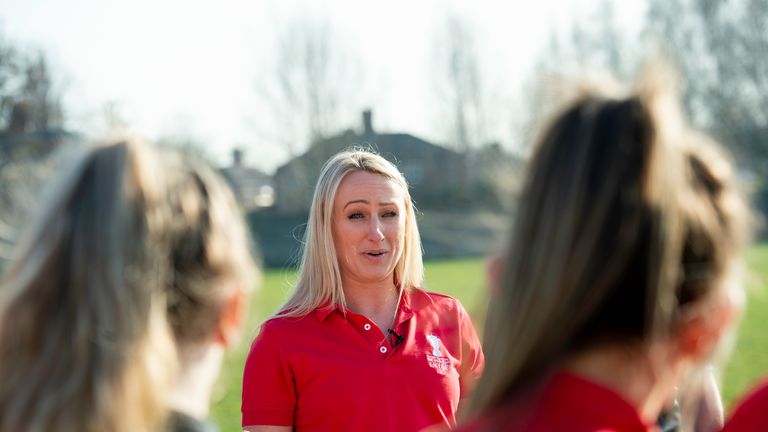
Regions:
[[332, 171, 406, 286]]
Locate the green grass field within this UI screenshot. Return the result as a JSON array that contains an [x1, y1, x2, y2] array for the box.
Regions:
[[211, 246, 768, 430]]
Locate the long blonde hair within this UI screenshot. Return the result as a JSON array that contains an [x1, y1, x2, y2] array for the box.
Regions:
[[470, 69, 751, 414], [276, 148, 423, 318], [0, 138, 177, 432]]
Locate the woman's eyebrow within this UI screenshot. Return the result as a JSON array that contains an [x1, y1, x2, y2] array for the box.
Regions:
[[343, 200, 396, 209], [343, 199, 369, 209]]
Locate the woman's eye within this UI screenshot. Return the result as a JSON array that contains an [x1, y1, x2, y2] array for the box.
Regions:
[[383, 211, 398, 218], [348, 212, 364, 220]]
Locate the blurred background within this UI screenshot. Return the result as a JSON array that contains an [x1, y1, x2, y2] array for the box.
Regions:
[[4, 0, 768, 264], [1, 0, 767, 430]]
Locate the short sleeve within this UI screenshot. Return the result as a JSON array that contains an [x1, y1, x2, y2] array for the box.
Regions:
[[457, 302, 485, 398], [241, 320, 296, 427]]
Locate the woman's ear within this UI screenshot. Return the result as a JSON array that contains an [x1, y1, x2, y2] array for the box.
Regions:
[[214, 287, 248, 347], [675, 289, 741, 362]]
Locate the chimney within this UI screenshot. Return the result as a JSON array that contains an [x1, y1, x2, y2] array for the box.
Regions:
[[362, 109, 374, 135], [233, 148, 243, 167], [8, 101, 31, 134]]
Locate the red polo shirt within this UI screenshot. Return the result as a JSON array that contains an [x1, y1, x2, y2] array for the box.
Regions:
[[241, 288, 484, 432], [722, 378, 768, 431], [457, 372, 657, 432]]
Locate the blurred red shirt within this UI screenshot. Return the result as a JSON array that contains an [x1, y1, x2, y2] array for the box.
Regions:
[[457, 372, 658, 432], [722, 378, 768, 431], [241, 288, 484, 432]]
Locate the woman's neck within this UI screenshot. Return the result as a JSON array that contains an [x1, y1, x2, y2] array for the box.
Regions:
[[168, 342, 225, 420], [342, 276, 399, 332], [564, 343, 685, 426]]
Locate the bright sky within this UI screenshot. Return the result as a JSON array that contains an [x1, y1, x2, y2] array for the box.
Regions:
[[0, 0, 646, 172]]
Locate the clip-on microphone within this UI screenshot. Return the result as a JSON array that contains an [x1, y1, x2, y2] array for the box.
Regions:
[[387, 328, 405, 348]]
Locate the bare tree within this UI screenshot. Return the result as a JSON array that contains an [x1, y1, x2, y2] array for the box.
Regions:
[[0, 32, 22, 132], [0, 49, 64, 134], [253, 15, 359, 159], [514, 0, 639, 156], [20, 53, 63, 131], [0, 33, 68, 272], [646, 0, 768, 213], [432, 13, 489, 153], [543, 0, 639, 78]]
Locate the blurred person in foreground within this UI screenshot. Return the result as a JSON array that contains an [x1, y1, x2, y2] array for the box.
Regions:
[[0, 137, 258, 432], [162, 145, 258, 431], [241, 149, 484, 432], [459, 65, 752, 432]]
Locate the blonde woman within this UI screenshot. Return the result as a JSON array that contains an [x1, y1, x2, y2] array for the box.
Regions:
[[459, 70, 750, 432], [0, 138, 258, 432], [241, 149, 484, 432]]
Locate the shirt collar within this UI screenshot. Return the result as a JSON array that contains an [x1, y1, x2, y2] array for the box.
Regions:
[[313, 288, 417, 322], [314, 302, 338, 321], [395, 288, 414, 325]]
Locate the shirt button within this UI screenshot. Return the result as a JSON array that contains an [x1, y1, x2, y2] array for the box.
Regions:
[[379, 346, 387, 354], [363, 323, 371, 331]]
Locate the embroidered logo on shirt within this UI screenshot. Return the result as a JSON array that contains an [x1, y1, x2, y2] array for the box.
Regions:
[[426, 334, 450, 375], [426, 335, 443, 356]]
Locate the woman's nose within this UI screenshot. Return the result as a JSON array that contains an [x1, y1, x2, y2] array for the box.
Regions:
[[367, 218, 385, 241]]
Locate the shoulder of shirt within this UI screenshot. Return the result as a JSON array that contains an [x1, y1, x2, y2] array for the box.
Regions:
[[258, 311, 317, 332], [411, 287, 458, 302], [744, 378, 768, 403], [408, 287, 463, 312], [726, 378, 768, 429]]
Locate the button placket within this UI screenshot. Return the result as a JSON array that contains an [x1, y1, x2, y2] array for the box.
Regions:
[[349, 314, 390, 356]]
